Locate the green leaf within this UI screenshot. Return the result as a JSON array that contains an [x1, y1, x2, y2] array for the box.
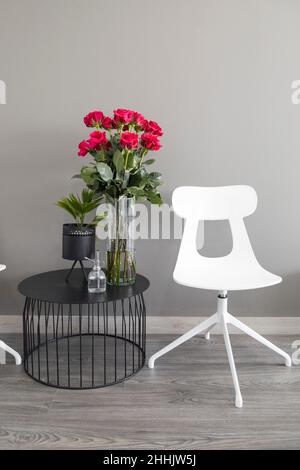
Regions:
[[96, 162, 113, 182], [149, 172, 162, 179], [126, 153, 135, 170], [94, 150, 107, 162], [150, 179, 162, 189], [67, 194, 83, 214], [81, 166, 97, 185], [127, 186, 145, 197], [81, 188, 92, 204], [89, 213, 106, 226], [89, 179, 100, 191], [144, 158, 155, 165], [105, 185, 117, 199], [146, 191, 163, 205], [56, 199, 78, 220], [113, 150, 124, 174], [128, 172, 142, 187], [139, 176, 151, 189]]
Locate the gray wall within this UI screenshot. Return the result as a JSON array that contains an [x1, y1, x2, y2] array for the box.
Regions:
[[0, 0, 299, 317]]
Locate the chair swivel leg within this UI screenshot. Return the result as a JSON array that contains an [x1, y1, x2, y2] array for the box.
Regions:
[[217, 292, 243, 408], [227, 314, 292, 367], [220, 317, 243, 408], [204, 322, 217, 340], [148, 313, 218, 369], [0, 340, 22, 365]]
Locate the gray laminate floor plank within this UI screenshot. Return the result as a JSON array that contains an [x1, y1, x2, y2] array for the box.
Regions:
[[0, 333, 299, 449]]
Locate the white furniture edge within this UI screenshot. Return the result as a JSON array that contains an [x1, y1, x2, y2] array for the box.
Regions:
[[0, 265, 22, 365]]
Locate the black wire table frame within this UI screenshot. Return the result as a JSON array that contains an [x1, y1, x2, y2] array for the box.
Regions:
[[19, 270, 149, 390]]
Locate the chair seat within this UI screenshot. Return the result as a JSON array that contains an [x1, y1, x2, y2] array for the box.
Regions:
[[173, 258, 281, 291]]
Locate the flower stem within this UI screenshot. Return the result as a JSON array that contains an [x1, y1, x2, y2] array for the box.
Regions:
[[124, 150, 129, 170]]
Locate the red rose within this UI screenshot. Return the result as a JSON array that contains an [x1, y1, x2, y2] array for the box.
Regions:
[[141, 133, 161, 151], [146, 120, 163, 136], [89, 131, 110, 151], [102, 116, 113, 129], [78, 140, 90, 156], [77, 132, 108, 156], [120, 131, 138, 149], [84, 110, 104, 127], [113, 108, 134, 125], [133, 112, 147, 129], [89, 131, 107, 144], [88, 140, 99, 150]]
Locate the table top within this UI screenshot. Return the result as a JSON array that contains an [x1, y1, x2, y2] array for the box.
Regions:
[[18, 269, 150, 304]]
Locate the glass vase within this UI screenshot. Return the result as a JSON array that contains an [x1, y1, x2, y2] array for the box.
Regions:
[[106, 196, 136, 286]]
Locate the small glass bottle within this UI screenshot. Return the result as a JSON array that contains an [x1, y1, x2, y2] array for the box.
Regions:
[[86, 251, 106, 293]]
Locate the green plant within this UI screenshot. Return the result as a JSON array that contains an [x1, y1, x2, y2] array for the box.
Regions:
[[56, 189, 105, 228]]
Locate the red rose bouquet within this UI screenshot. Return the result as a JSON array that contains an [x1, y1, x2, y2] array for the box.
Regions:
[[77, 108, 163, 205]]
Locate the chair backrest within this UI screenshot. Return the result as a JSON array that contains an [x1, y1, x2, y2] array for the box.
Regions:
[[172, 186, 259, 283], [172, 185, 257, 220]]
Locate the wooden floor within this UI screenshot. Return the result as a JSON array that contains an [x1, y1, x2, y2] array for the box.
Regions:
[[0, 333, 300, 450]]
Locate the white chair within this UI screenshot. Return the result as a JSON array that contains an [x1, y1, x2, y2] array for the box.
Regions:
[[148, 185, 291, 408], [0, 265, 22, 365]]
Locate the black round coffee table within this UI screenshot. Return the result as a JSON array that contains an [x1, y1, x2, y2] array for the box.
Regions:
[[18, 270, 149, 389]]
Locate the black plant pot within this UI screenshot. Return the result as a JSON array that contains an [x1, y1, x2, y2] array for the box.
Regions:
[[62, 224, 95, 261]]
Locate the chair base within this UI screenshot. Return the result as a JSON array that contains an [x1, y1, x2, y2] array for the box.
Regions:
[[148, 292, 291, 408], [0, 340, 22, 365]]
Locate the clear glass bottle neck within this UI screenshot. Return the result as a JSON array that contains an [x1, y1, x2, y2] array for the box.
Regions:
[[93, 251, 101, 270]]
